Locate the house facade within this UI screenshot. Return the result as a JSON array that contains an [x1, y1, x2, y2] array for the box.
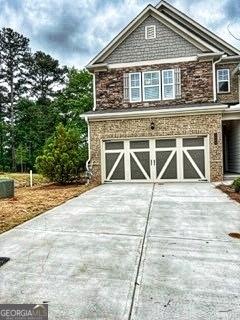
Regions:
[[82, 1, 240, 184]]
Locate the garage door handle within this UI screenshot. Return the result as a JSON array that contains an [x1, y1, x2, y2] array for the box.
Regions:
[[153, 160, 156, 166], [151, 160, 153, 165]]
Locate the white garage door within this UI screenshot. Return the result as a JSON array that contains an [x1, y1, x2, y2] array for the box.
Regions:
[[103, 137, 209, 182]]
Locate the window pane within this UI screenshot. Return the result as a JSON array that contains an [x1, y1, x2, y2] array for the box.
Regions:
[[156, 139, 176, 148], [144, 72, 159, 86], [183, 137, 204, 147], [163, 70, 173, 84], [218, 69, 229, 81], [130, 73, 140, 87], [131, 87, 140, 101], [145, 86, 160, 100], [163, 84, 173, 99], [130, 140, 149, 149], [218, 81, 229, 92], [105, 141, 124, 150]]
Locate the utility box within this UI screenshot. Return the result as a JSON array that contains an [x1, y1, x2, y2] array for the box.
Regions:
[[0, 179, 14, 199]]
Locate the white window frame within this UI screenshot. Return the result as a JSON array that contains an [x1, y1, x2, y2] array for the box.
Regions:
[[162, 69, 175, 100], [217, 69, 230, 93], [142, 71, 161, 102], [145, 25, 156, 40], [129, 72, 142, 103]]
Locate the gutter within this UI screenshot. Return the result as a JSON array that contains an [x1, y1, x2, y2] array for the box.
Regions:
[[81, 104, 228, 121], [212, 54, 224, 102]]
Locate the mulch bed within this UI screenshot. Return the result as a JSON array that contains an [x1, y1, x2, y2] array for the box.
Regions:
[[217, 184, 240, 204]]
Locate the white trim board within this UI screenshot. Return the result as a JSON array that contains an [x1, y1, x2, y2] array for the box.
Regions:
[[156, 1, 240, 56], [82, 105, 227, 121], [87, 4, 219, 68]]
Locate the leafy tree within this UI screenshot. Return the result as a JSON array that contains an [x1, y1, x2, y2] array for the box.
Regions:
[[36, 124, 87, 184], [16, 144, 28, 173], [29, 51, 67, 102], [54, 68, 93, 129], [15, 98, 58, 170], [0, 28, 31, 171]]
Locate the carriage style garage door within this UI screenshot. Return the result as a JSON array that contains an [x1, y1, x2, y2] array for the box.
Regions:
[[103, 137, 209, 182]]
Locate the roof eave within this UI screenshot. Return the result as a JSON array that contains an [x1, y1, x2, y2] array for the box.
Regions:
[[81, 104, 228, 121]]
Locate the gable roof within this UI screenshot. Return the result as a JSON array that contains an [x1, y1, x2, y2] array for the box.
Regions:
[[156, 0, 240, 56], [87, 4, 222, 68]]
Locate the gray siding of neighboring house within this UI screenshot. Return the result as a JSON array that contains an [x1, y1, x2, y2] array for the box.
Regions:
[[228, 121, 240, 173], [104, 16, 203, 64]]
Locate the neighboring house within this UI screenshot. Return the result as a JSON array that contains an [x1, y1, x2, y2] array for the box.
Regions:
[[82, 0, 240, 183]]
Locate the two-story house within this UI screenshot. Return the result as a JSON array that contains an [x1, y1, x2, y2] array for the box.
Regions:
[[82, 0, 240, 184]]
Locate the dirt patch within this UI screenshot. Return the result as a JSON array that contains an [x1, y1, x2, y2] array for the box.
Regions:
[[0, 182, 99, 234], [217, 184, 240, 204], [229, 233, 240, 239]]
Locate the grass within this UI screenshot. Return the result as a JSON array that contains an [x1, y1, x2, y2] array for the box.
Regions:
[[0, 174, 99, 234], [0, 172, 49, 188]]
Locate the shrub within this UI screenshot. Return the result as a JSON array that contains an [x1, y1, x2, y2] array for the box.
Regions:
[[232, 177, 240, 193], [36, 124, 87, 184]]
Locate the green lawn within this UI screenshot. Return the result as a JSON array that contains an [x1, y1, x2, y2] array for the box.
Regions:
[[0, 173, 49, 188]]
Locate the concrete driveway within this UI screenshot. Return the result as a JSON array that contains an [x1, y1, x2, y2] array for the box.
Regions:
[[0, 183, 240, 319]]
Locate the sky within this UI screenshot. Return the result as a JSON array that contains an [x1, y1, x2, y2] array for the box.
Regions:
[[0, 0, 239, 68]]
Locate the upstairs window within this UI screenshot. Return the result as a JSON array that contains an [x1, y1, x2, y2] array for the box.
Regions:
[[217, 69, 230, 93], [129, 73, 141, 102], [145, 25, 156, 39], [143, 71, 161, 101], [162, 69, 175, 100]]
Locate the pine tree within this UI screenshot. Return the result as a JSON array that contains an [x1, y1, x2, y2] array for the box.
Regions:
[[0, 28, 31, 171], [29, 51, 67, 102]]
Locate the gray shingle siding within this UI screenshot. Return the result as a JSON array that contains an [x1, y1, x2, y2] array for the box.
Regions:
[[104, 16, 202, 64]]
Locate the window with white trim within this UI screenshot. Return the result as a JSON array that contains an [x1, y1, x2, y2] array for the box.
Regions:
[[145, 25, 156, 39], [217, 69, 230, 93], [129, 72, 141, 102], [143, 71, 161, 101], [162, 69, 175, 100]]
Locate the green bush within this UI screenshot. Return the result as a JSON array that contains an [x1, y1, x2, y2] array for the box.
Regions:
[[35, 124, 87, 184], [232, 177, 240, 193]]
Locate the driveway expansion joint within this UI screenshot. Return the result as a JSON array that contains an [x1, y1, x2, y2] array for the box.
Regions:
[[128, 183, 155, 320]]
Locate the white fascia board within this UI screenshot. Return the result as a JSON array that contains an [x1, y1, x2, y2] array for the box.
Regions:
[[107, 56, 198, 69], [87, 4, 218, 68], [86, 5, 152, 67], [88, 53, 226, 71], [83, 105, 227, 121], [156, 1, 240, 56], [150, 7, 218, 53], [224, 105, 240, 113]]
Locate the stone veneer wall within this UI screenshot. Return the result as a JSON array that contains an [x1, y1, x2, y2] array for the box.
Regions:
[[95, 61, 213, 110], [89, 113, 223, 183], [216, 63, 239, 104]]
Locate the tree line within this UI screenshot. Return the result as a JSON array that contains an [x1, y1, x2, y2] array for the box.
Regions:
[[0, 27, 92, 173]]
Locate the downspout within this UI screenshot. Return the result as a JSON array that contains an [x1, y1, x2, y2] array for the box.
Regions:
[[93, 73, 96, 111], [212, 55, 224, 102], [85, 116, 92, 183]]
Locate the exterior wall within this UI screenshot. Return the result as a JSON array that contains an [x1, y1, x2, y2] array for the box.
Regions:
[[95, 61, 213, 110], [104, 16, 202, 64], [89, 113, 223, 183], [216, 63, 239, 104]]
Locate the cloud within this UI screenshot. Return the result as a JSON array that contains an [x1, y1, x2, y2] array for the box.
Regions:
[[0, 0, 239, 68]]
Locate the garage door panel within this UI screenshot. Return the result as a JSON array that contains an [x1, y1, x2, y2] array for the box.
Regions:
[[105, 152, 125, 181], [130, 153, 150, 180], [110, 154, 125, 180], [161, 153, 178, 179], [104, 137, 208, 182], [188, 149, 205, 176]]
